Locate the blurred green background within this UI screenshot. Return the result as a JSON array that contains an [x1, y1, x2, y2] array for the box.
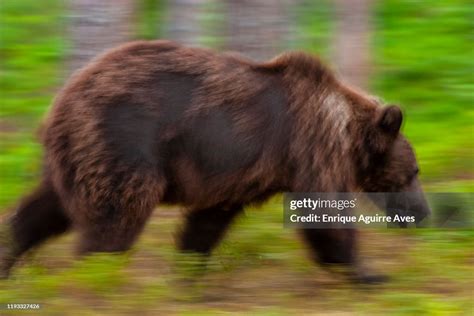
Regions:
[[0, 0, 472, 315]]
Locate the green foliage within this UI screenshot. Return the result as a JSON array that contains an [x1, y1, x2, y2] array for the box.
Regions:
[[373, 0, 474, 187], [0, 0, 65, 119], [136, 0, 165, 40], [295, 0, 334, 57], [0, 0, 64, 207]]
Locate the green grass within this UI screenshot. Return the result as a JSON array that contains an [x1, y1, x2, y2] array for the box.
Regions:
[[0, 207, 472, 314], [0, 0, 473, 314]]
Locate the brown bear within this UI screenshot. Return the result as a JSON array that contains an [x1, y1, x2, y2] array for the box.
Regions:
[[0, 40, 430, 283]]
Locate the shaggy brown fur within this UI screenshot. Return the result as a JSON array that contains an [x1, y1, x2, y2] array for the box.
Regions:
[[1, 40, 429, 283]]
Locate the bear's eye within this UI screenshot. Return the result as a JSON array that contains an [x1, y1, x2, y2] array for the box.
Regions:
[[407, 167, 419, 183], [412, 167, 420, 178]]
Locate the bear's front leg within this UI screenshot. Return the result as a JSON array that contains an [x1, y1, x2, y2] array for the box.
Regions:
[[174, 204, 243, 282], [177, 204, 243, 255], [301, 228, 388, 284]]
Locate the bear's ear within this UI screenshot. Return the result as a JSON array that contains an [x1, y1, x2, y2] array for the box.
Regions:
[[367, 105, 403, 153], [376, 105, 403, 136]]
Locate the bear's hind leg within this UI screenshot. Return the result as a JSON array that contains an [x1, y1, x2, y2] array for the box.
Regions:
[[0, 180, 71, 278], [72, 170, 165, 255], [178, 204, 243, 255], [76, 202, 156, 255]]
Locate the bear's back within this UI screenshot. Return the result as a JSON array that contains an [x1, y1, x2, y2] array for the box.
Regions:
[[42, 41, 292, 208]]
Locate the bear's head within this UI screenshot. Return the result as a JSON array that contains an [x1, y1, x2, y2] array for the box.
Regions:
[[359, 105, 431, 226]]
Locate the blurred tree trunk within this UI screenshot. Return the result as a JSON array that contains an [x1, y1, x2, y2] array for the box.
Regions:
[[163, 0, 206, 45], [332, 0, 372, 89], [68, 0, 135, 73], [225, 0, 293, 61]]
